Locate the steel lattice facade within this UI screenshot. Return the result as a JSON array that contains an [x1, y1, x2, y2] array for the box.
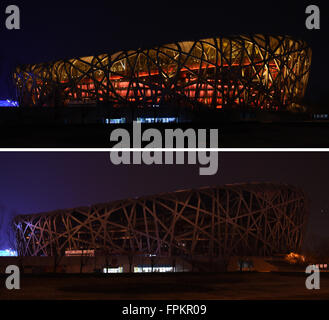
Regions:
[[14, 35, 311, 111], [14, 183, 308, 258]]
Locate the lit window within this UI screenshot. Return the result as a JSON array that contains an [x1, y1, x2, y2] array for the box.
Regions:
[[106, 118, 126, 124], [134, 265, 174, 273], [103, 267, 123, 273], [136, 117, 177, 124]]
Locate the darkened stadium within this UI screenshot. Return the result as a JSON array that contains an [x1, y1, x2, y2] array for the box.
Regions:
[[13, 35, 311, 123], [12, 183, 308, 272]]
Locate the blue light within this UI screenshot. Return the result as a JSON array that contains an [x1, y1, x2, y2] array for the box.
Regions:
[[0, 249, 17, 256], [0, 100, 19, 107]]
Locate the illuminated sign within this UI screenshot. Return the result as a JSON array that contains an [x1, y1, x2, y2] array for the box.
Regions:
[[65, 250, 95, 257], [0, 100, 19, 107], [0, 249, 17, 256]]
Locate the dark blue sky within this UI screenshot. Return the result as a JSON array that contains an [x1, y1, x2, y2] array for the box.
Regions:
[[0, 0, 328, 102], [0, 152, 328, 249]]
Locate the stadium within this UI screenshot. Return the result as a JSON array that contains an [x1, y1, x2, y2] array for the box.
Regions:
[[12, 183, 308, 272], [13, 35, 312, 123]]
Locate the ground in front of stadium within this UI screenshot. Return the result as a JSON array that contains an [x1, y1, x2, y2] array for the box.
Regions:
[[0, 272, 328, 300]]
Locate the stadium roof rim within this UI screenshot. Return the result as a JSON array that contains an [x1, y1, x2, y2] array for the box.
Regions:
[[16, 34, 310, 68], [14, 182, 305, 219]]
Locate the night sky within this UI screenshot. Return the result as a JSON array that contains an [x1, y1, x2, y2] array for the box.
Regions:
[[0, 0, 328, 102], [0, 152, 328, 249]]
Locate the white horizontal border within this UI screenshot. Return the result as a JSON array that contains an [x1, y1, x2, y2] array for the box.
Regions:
[[0, 148, 328, 152]]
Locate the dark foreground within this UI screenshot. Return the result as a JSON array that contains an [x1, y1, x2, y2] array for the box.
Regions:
[[0, 272, 328, 300]]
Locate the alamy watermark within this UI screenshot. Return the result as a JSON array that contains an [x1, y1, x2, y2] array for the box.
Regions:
[[109, 122, 219, 176], [4, 265, 20, 290], [4, 5, 20, 30], [305, 265, 320, 290], [305, 5, 320, 30]]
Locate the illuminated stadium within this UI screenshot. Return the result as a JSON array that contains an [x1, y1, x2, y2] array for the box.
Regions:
[[13, 183, 308, 264], [13, 35, 311, 123]]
